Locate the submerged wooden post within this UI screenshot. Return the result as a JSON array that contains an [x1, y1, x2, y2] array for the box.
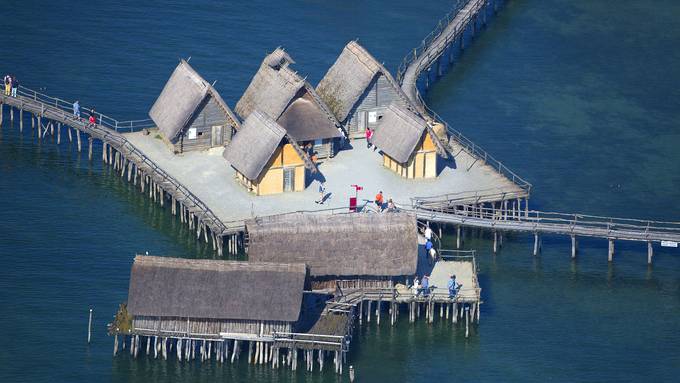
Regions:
[[88, 137, 93, 161], [76, 129, 82, 152], [571, 235, 577, 259], [608, 239, 615, 262], [19, 109, 23, 130], [87, 308, 93, 344], [533, 233, 540, 256], [493, 231, 498, 253], [647, 241, 653, 265]]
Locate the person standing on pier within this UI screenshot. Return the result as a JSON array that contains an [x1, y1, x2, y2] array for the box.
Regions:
[[3, 74, 11, 96], [421, 275, 430, 297], [412, 276, 420, 296], [365, 128, 373, 149], [448, 275, 462, 298], [88, 109, 96, 127], [316, 182, 326, 204], [73, 100, 80, 119], [10, 75, 18, 97], [425, 225, 432, 241]]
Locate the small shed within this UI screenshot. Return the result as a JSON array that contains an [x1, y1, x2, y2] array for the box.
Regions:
[[235, 48, 344, 159], [372, 103, 446, 178], [222, 110, 317, 195], [149, 59, 240, 153], [246, 212, 418, 290], [317, 41, 418, 138], [124, 255, 307, 338]]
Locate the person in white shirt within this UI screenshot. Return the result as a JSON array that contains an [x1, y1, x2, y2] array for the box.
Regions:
[[424, 226, 432, 241], [412, 276, 420, 296]]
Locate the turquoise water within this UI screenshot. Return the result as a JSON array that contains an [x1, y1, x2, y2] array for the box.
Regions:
[[1, 1, 679, 382]]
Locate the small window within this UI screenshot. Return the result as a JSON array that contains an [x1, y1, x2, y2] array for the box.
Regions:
[[368, 111, 377, 123], [314, 139, 323, 147], [187, 128, 197, 140]]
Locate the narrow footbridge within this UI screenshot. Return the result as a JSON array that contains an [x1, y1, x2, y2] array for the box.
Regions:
[[412, 198, 680, 263]]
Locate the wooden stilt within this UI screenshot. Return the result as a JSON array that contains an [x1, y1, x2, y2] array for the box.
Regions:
[[19, 109, 23, 130], [533, 233, 540, 256], [608, 239, 615, 262], [647, 241, 653, 265], [113, 334, 119, 356], [493, 231, 498, 253], [88, 137, 93, 160], [571, 235, 577, 259], [76, 129, 82, 152], [456, 225, 462, 249]]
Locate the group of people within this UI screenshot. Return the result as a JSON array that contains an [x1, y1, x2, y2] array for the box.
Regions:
[[3, 74, 19, 97], [374, 190, 397, 212], [72, 100, 97, 127], [411, 274, 462, 299]]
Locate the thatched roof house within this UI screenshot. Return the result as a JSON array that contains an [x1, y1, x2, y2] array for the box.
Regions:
[[316, 41, 421, 138], [236, 48, 344, 159], [246, 212, 418, 289], [149, 59, 240, 153], [223, 110, 316, 195], [372, 103, 446, 178], [124, 255, 306, 339]]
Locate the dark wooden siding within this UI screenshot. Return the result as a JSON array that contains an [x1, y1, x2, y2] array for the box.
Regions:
[[172, 95, 237, 153], [346, 74, 408, 137]]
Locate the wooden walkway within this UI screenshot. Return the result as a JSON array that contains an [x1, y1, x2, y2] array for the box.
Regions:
[[396, 0, 532, 200], [413, 200, 680, 263], [0, 88, 242, 256]]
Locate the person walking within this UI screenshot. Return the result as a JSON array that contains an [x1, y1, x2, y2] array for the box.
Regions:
[[421, 275, 430, 297], [316, 182, 326, 204], [365, 128, 373, 149], [10, 75, 18, 97], [3, 74, 11, 96], [424, 225, 432, 241], [412, 276, 420, 296], [73, 100, 80, 119]]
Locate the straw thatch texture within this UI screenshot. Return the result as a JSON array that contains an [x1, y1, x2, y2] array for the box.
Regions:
[[317, 41, 412, 122], [127, 255, 306, 322], [277, 92, 343, 141], [149, 60, 239, 140], [246, 212, 418, 277], [372, 103, 427, 163], [235, 49, 305, 121], [222, 110, 286, 180]]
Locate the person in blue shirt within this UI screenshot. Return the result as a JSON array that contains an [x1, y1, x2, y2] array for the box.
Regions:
[[73, 100, 80, 119], [420, 275, 430, 297], [448, 274, 462, 298]]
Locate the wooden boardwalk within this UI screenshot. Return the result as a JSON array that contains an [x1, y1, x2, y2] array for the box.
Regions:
[[397, 0, 532, 203], [413, 200, 680, 263], [0, 88, 241, 256]]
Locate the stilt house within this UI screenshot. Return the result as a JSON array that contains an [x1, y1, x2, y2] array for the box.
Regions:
[[149, 59, 241, 154], [246, 212, 418, 290], [235, 48, 344, 159], [372, 103, 446, 179], [317, 41, 416, 138], [119, 256, 306, 340], [222, 110, 317, 195]]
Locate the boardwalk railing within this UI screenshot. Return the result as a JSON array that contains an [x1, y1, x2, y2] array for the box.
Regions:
[[412, 187, 529, 208], [15, 85, 155, 132], [395, 0, 533, 195], [414, 203, 680, 242], [396, 0, 467, 83], [1, 91, 235, 238]]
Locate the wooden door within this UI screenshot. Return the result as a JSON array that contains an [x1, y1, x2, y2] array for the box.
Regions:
[[283, 167, 295, 192], [211, 125, 223, 147]]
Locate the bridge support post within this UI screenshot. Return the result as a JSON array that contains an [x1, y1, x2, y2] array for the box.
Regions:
[[449, 42, 455, 64], [88, 137, 93, 161], [571, 235, 577, 259], [10, 107, 13, 122], [19, 109, 23, 131], [456, 225, 462, 248], [76, 129, 82, 152], [608, 239, 615, 262], [493, 231, 498, 253], [533, 233, 540, 256], [647, 241, 653, 265], [57, 122, 61, 144], [0, 103, 3, 125]]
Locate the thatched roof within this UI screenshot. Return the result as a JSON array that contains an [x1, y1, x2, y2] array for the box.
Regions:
[[372, 103, 428, 163], [126, 256, 306, 322], [149, 60, 240, 140], [246, 212, 418, 277], [223, 110, 317, 180], [235, 48, 344, 140], [316, 41, 413, 122], [277, 92, 343, 141]]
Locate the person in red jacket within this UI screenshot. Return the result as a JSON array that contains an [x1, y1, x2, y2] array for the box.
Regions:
[[365, 128, 373, 149]]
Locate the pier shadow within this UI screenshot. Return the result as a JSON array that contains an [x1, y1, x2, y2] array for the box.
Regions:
[[295, 292, 332, 333]]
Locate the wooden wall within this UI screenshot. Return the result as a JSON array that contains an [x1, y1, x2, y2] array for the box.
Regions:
[[382, 133, 438, 178], [303, 138, 338, 159], [133, 316, 292, 337], [345, 74, 409, 137], [235, 143, 306, 195], [173, 95, 237, 153]]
